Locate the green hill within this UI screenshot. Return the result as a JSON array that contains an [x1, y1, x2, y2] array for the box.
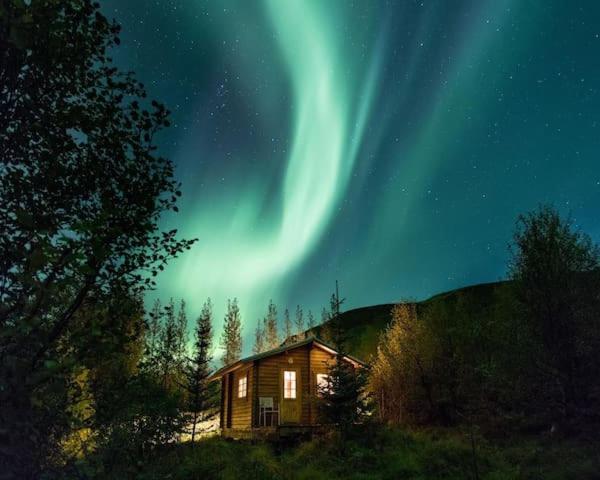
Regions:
[[311, 280, 512, 361]]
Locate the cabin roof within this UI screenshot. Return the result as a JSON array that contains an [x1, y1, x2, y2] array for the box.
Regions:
[[209, 336, 366, 381]]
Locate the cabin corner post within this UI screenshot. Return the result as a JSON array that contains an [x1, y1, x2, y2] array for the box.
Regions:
[[307, 343, 312, 424], [220, 376, 226, 430], [252, 361, 259, 427]]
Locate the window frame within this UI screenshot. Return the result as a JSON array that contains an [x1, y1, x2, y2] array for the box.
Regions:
[[283, 370, 297, 399], [238, 373, 248, 399]]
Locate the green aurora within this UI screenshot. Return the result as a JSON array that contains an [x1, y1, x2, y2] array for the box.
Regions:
[[102, 0, 600, 356]]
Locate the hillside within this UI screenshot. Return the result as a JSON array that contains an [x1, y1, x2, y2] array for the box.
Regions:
[[311, 280, 512, 361]]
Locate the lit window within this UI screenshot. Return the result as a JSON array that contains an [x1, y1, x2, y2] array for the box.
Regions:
[[238, 375, 247, 398], [284, 371, 296, 399], [316, 373, 330, 396]]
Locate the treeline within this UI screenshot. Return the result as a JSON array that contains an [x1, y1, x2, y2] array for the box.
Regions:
[[370, 206, 600, 434], [250, 301, 317, 356], [218, 297, 324, 366]]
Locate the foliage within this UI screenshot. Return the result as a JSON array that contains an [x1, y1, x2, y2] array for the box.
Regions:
[[318, 286, 371, 437], [283, 308, 293, 341], [370, 206, 600, 432], [306, 310, 315, 330], [264, 299, 279, 350], [0, 0, 195, 476], [253, 317, 266, 354], [509, 205, 600, 420], [220, 298, 242, 365], [185, 298, 219, 442], [103, 427, 600, 480], [295, 304, 304, 338]]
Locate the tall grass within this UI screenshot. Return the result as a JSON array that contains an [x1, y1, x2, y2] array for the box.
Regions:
[[108, 427, 598, 480]]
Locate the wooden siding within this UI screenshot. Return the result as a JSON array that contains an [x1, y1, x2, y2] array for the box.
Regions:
[[229, 365, 253, 429], [220, 342, 342, 434], [255, 345, 311, 424]]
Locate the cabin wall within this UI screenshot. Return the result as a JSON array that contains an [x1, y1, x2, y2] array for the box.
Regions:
[[256, 345, 310, 424], [228, 365, 253, 429]]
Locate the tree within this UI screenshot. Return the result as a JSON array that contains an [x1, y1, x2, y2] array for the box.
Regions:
[[157, 299, 184, 390], [295, 305, 305, 338], [0, 1, 195, 475], [185, 299, 218, 442], [509, 205, 600, 419], [264, 299, 279, 349], [253, 318, 265, 354], [318, 283, 370, 437], [370, 303, 430, 424], [283, 308, 292, 341], [144, 299, 163, 371], [306, 310, 316, 332], [176, 299, 188, 361], [221, 298, 242, 365]]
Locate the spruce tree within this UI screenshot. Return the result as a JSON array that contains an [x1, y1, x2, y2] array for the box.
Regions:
[[176, 299, 188, 363], [253, 318, 265, 354], [220, 298, 242, 366], [295, 305, 304, 338], [318, 283, 370, 437], [307, 310, 316, 332], [265, 300, 279, 349], [158, 299, 179, 389], [144, 299, 162, 371], [283, 308, 293, 341], [186, 299, 218, 442], [321, 307, 330, 324]]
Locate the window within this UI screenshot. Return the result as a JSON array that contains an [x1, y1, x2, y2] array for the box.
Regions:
[[283, 370, 296, 399], [238, 375, 247, 398], [316, 373, 330, 396]]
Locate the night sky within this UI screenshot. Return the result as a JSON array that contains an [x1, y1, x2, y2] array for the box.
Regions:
[[101, 0, 600, 354]]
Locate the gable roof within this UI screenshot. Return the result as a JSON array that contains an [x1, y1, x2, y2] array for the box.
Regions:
[[208, 336, 367, 381]]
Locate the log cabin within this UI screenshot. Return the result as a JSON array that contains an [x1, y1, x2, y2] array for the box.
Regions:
[[209, 336, 366, 439]]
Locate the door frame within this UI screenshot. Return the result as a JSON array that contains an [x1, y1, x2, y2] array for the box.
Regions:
[[279, 366, 301, 424]]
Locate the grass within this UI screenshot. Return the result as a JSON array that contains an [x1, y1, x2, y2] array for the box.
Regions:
[[116, 426, 599, 480]]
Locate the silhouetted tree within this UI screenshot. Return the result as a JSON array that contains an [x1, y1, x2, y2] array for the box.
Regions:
[[253, 318, 265, 354], [265, 300, 279, 349], [306, 310, 316, 332], [295, 305, 305, 338], [318, 284, 370, 437], [509, 205, 600, 420], [221, 299, 242, 365], [186, 299, 218, 442], [0, 1, 195, 475], [283, 308, 292, 340]]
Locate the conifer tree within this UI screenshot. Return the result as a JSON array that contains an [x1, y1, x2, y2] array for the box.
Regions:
[[253, 318, 265, 354], [144, 299, 162, 370], [318, 283, 370, 436], [186, 299, 218, 442], [321, 307, 330, 324], [220, 298, 242, 366], [176, 299, 188, 362], [295, 304, 304, 338], [307, 310, 316, 332], [158, 299, 179, 389], [265, 300, 279, 349], [283, 308, 293, 341]]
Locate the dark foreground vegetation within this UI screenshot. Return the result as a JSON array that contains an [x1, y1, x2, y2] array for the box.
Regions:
[[1, 1, 599, 479], [103, 428, 600, 480]]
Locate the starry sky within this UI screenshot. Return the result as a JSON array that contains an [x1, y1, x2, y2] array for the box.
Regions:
[[101, 0, 600, 354]]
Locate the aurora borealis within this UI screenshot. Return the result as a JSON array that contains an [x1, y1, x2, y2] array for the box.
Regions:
[[102, 0, 600, 354]]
